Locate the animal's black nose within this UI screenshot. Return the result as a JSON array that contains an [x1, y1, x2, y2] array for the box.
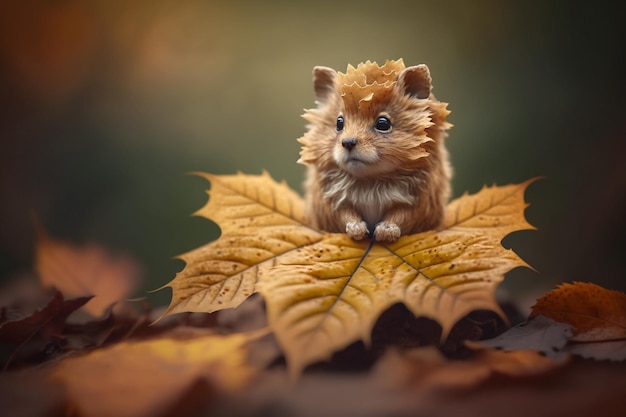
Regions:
[[341, 138, 357, 150]]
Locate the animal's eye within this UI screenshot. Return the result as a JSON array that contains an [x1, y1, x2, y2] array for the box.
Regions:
[[336, 116, 344, 131], [375, 116, 392, 132]]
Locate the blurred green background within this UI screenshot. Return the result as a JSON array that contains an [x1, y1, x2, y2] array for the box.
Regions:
[[1, 0, 624, 307]]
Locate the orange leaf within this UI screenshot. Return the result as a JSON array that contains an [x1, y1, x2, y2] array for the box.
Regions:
[[35, 226, 141, 317], [530, 282, 626, 342], [47, 331, 256, 417]]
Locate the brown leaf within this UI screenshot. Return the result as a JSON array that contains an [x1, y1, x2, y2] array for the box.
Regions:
[[0, 291, 91, 344], [530, 282, 626, 342], [35, 226, 141, 317], [374, 345, 565, 393], [161, 172, 536, 376], [0, 291, 92, 369]]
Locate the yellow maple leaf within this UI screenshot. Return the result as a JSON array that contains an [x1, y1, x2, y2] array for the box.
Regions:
[[161, 172, 536, 376], [161, 171, 323, 316]]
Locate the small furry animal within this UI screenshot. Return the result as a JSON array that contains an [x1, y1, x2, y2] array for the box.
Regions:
[[297, 59, 452, 242]]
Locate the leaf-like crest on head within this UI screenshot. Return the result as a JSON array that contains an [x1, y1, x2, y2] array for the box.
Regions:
[[337, 59, 407, 113]]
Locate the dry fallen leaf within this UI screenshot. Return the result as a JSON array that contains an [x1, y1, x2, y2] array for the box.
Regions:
[[35, 226, 142, 317], [0, 291, 92, 370], [160, 171, 323, 316], [44, 330, 257, 417], [530, 282, 626, 342], [161, 172, 536, 375], [528, 282, 626, 361], [0, 291, 91, 345], [468, 315, 574, 359], [567, 339, 626, 361], [374, 345, 565, 393], [474, 282, 626, 363]]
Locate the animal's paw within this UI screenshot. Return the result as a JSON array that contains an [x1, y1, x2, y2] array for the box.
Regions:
[[374, 222, 401, 242], [346, 220, 369, 241]]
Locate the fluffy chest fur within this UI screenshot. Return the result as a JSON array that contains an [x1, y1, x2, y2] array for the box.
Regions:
[[320, 169, 418, 227]]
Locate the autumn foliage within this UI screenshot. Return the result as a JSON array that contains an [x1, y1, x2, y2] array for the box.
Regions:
[[531, 281, 626, 342], [158, 172, 534, 375], [1, 171, 625, 417]]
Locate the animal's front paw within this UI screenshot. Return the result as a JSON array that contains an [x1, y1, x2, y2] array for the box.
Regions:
[[374, 222, 401, 242], [346, 220, 369, 241]]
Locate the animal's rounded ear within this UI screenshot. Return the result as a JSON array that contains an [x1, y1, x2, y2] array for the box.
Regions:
[[398, 64, 432, 99], [313, 66, 337, 103]]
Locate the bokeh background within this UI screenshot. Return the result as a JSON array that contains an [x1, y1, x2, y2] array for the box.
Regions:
[[1, 0, 624, 306]]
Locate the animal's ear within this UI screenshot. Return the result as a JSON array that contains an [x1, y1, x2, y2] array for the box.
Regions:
[[398, 64, 432, 99], [313, 66, 337, 103]]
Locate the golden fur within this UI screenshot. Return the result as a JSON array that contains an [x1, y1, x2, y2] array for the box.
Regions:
[[298, 59, 452, 242]]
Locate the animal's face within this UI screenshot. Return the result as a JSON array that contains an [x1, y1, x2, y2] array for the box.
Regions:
[[328, 90, 439, 179], [332, 108, 400, 178], [298, 60, 449, 179]]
